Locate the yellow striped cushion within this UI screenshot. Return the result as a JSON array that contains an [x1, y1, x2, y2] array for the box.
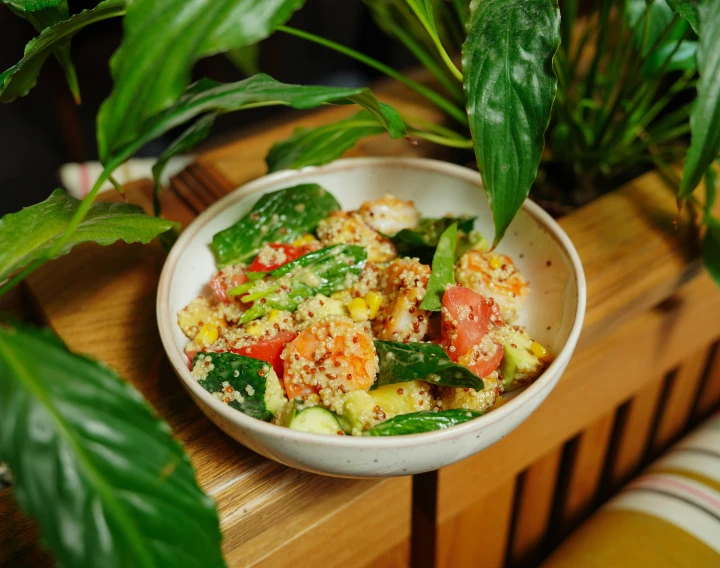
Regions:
[[543, 412, 720, 568]]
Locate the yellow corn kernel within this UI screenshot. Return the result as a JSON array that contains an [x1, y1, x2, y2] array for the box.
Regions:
[[246, 323, 263, 337], [348, 297, 369, 322], [488, 255, 503, 270], [364, 291, 383, 319], [196, 323, 219, 347], [268, 309, 280, 323], [292, 233, 317, 247], [531, 341, 548, 359]]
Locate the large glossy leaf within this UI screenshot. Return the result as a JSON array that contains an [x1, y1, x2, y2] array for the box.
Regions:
[[667, 0, 700, 33], [679, 0, 720, 198], [0, 322, 225, 567], [266, 110, 387, 172], [0, 189, 177, 283], [97, 0, 305, 160], [1, 0, 63, 9], [463, 0, 560, 244], [702, 217, 720, 286], [106, 74, 406, 175], [0, 0, 124, 102], [8, 1, 80, 101]]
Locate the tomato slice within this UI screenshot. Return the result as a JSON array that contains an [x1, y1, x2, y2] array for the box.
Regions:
[[468, 343, 505, 378], [441, 285, 503, 360], [249, 243, 308, 272], [231, 330, 298, 379], [210, 270, 248, 304]]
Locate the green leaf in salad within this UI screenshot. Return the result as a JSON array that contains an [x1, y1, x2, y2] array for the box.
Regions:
[[390, 215, 478, 263], [266, 110, 388, 173], [372, 341, 484, 391], [702, 217, 720, 286], [0, 322, 225, 567], [679, 1, 720, 199], [419, 222, 457, 311], [0, 189, 178, 284], [463, 0, 560, 245], [0, 0, 125, 103], [229, 244, 367, 323], [192, 352, 285, 421], [212, 183, 340, 267], [96, 0, 306, 158], [367, 409, 483, 436]]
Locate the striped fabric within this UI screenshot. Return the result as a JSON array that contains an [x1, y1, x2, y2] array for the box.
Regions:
[[543, 412, 720, 567]]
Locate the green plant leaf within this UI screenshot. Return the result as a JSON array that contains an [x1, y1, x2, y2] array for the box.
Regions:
[[0, 322, 225, 567], [405, 0, 462, 80], [0, 0, 124, 103], [97, 0, 306, 160], [0, 189, 177, 283], [705, 166, 717, 222], [151, 114, 216, 215], [626, 0, 687, 55], [679, 1, 720, 199], [1, 0, 63, 9], [367, 409, 483, 435], [104, 74, 406, 174], [266, 110, 387, 172], [463, 0, 560, 245], [419, 222, 456, 311], [372, 341, 484, 391], [668, 0, 700, 33], [642, 39, 697, 77], [702, 217, 720, 286], [226, 44, 261, 76], [8, 1, 81, 102]]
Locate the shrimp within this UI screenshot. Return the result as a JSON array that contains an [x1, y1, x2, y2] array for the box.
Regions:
[[357, 194, 421, 236], [455, 250, 529, 322], [439, 372, 503, 414], [281, 316, 378, 410], [373, 258, 432, 342], [316, 211, 396, 263]]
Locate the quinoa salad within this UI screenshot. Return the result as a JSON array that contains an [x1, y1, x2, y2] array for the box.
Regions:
[[178, 184, 552, 436]]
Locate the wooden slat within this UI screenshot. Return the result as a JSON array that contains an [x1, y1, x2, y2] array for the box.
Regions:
[[693, 344, 720, 420], [364, 540, 410, 568], [652, 346, 713, 453], [558, 412, 615, 535], [509, 447, 563, 567], [607, 379, 665, 488], [436, 479, 516, 568]]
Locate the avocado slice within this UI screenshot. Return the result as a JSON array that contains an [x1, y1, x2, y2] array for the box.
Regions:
[[337, 390, 378, 433], [500, 328, 545, 392]]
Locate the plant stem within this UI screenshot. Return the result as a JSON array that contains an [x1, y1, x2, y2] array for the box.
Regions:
[[408, 130, 473, 148], [401, 113, 467, 139], [451, 0, 467, 28], [581, 0, 611, 105], [277, 26, 466, 125], [405, 2, 463, 81]]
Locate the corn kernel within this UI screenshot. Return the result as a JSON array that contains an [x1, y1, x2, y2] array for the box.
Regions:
[[196, 323, 219, 347], [531, 341, 548, 359], [488, 255, 503, 270], [348, 297, 369, 322], [246, 323, 263, 337], [365, 291, 383, 319], [292, 234, 317, 247], [268, 309, 280, 323]]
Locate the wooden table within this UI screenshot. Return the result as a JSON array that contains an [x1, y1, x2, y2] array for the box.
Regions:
[[3, 79, 720, 568]]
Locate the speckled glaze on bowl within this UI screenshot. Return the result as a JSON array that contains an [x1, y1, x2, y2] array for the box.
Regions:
[[157, 157, 586, 478]]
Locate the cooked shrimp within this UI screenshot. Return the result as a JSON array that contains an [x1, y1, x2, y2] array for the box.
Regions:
[[439, 371, 503, 413], [316, 211, 396, 263], [281, 316, 379, 410], [357, 194, 421, 236], [455, 250, 529, 322], [373, 258, 432, 342]]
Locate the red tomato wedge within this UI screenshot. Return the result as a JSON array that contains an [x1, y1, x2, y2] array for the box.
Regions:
[[468, 344, 505, 378], [249, 243, 308, 272], [231, 331, 298, 379], [441, 285, 503, 360], [210, 270, 248, 304]]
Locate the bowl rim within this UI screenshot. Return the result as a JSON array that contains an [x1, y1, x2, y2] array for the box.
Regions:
[[157, 157, 587, 448]]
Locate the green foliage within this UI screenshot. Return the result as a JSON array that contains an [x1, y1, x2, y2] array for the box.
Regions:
[[668, 0, 700, 32], [0, 189, 176, 285], [463, 0, 561, 244], [702, 218, 720, 286], [0, 322, 225, 567]]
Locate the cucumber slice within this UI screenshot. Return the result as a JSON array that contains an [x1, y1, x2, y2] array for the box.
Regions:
[[367, 409, 482, 436], [289, 406, 345, 435], [192, 352, 287, 421]]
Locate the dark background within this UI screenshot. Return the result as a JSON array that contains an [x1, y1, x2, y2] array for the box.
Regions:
[[0, 0, 416, 214]]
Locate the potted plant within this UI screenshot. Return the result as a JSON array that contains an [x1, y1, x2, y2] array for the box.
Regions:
[[0, 0, 717, 565]]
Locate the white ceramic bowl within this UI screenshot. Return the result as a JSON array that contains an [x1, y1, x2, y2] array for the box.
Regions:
[[157, 157, 586, 478]]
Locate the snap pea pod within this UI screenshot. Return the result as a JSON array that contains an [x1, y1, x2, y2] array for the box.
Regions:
[[229, 244, 367, 323]]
